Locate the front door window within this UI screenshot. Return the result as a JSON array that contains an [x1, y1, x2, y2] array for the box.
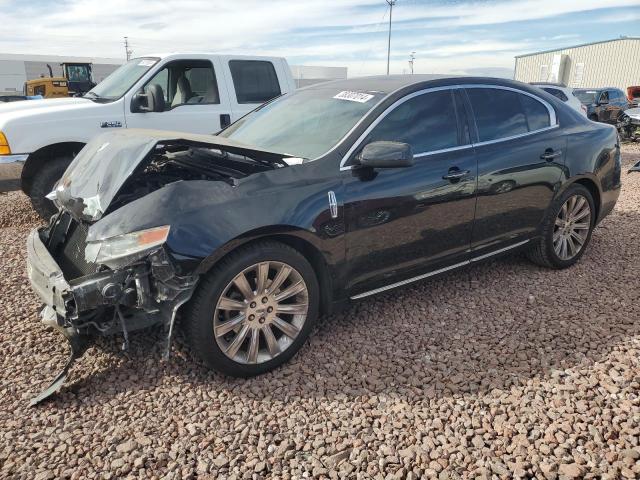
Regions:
[[143, 60, 220, 110]]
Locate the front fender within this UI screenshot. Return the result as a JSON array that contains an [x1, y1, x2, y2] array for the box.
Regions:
[[88, 176, 345, 274]]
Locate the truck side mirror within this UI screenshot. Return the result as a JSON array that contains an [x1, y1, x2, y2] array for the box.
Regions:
[[131, 84, 165, 113]]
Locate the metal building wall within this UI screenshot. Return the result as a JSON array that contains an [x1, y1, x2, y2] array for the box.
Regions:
[[514, 38, 640, 91]]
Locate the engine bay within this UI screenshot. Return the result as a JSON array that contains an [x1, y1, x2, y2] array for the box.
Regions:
[[108, 145, 275, 212]]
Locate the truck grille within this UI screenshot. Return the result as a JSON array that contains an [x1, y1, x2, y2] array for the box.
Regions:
[[55, 217, 98, 279]]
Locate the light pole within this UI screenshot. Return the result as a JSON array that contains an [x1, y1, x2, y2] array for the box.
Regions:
[[386, 0, 396, 75], [409, 51, 415, 74], [124, 36, 132, 61]]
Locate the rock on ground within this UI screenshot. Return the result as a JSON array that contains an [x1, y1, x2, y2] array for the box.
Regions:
[[1, 144, 639, 479]]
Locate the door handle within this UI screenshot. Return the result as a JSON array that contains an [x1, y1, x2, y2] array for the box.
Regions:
[[220, 113, 231, 128], [540, 149, 562, 161], [442, 169, 470, 181]]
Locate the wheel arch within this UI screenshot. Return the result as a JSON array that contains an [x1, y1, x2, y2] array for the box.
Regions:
[[196, 227, 335, 315], [569, 176, 601, 221], [21, 142, 85, 195]]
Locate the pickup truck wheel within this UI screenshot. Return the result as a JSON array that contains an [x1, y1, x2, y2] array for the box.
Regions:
[[184, 241, 319, 377], [29, 156, 71, 219], [526, 184, 595, 269]]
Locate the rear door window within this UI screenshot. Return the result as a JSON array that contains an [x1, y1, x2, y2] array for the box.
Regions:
[[520, 95, 551, 131], [467, 88, 550, 142], [364, 90, 460, 154], [229, 60, 281, 104]]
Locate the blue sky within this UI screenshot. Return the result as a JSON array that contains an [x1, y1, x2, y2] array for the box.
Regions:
[[0, 0, 638, 77]]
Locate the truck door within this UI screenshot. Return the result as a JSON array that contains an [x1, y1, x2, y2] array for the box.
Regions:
[[219, 57, 291, 123], [125, 57, 232, 134]]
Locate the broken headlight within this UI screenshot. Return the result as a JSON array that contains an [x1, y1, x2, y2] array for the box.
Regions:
[[85, 225, 170, 266]]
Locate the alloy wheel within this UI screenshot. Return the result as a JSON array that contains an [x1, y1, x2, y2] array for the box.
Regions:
[[553, 194, 591, 261], [213, 261, 309, 364]]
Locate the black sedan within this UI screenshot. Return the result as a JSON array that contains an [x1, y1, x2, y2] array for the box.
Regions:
[[27, 75, 621, 403]]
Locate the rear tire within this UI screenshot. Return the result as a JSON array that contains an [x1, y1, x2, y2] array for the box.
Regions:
[[29, 156, 71, 219], [526, 184, 595, 269], [184, 241, 319, 377]]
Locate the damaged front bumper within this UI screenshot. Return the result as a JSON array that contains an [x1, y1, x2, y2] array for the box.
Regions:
[[26, 222, 198, 405]]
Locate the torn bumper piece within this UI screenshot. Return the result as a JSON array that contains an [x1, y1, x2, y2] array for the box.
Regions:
[[26, 227, 198, 405], [28, 308, 89, 407]]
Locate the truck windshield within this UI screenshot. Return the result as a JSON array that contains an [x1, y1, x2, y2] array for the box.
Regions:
[[573, 90, 598, 105], [86, 57, 159, 100], [220, 87, 386, 159]]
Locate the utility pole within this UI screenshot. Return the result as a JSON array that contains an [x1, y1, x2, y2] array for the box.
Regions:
[[124, 36, 132, 61], [386, 0, 396, 75], [409, 51, 415, 74]]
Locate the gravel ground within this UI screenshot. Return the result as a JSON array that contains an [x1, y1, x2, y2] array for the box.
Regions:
[[1, 145, 639, 480]]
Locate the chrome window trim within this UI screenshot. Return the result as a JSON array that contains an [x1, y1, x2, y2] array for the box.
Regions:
[[339, 84, 558, 171], [350, 239, 529, 300]]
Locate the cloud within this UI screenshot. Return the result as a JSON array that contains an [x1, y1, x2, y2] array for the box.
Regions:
[[0, 0, 636, 77]]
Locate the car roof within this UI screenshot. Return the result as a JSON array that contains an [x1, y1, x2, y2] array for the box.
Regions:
[[306, 74, 539, 96], [574, 87, 620, 91], [531, 82, 568, 88]]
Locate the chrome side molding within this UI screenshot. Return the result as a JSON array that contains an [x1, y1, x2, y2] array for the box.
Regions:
[[350, 239, 529, 300]]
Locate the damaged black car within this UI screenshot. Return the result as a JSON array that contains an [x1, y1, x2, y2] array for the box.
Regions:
[[27, 75, 621, 404]]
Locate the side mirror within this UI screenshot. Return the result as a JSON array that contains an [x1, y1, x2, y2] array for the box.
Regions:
[[131, 84, 165, 113], [358, 141, 414, 169]]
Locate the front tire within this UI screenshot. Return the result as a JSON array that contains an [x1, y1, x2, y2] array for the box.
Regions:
[[527, 184, 595, 269], [29, 156, 72, 219], [184, 241, 319, 377]]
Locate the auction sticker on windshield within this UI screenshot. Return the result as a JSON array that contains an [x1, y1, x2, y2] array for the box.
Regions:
[[334, 91, 375, 103], [138, 59, 156, 67]]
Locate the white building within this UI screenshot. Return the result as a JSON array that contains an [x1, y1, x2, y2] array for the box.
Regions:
[[0, 53, 347, 95], [514, 37, 640, 91]]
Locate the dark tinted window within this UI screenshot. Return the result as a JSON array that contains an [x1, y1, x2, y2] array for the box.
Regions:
[[229, 60, 281, 104], [467, 88, 528, 141], [542, 87, 568, 102], [520, 94, 550, 131], [468, 88, 550, 142], [365, 90, 459, 153]]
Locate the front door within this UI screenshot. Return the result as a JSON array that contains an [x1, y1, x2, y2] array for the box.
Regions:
[[463, 86, 565, 255], [342, 89, 477, 295], [125, 58, 232, 134]]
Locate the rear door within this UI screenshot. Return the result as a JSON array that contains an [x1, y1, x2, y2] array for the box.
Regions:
[[219, 57, 291, 125], [125, 57, 232, 134], [465, 86, 565, 256]]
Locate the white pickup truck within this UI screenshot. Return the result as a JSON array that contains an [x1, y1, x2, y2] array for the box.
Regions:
[[0, 53, 295, 217]]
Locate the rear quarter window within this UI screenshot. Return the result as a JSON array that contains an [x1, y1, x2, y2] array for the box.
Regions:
[[542, 87, 568, 102], [229, 60, 281, 104]]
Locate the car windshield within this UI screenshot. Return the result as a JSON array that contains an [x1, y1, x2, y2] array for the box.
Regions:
[[86, 57, 159, 100], [220, 87, 387, 159], [574, 90, 598, 104]]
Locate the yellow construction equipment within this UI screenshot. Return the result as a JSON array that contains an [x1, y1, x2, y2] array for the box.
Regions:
[[24, 63, 95, 98]]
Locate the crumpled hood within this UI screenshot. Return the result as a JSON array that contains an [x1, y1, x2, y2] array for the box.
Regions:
[[52, 129, 294, 222]]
